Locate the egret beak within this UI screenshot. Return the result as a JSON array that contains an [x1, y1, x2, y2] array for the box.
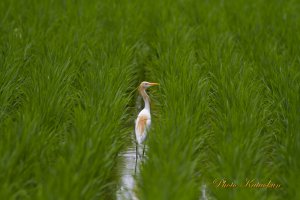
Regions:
[[148, 82, 159, 86]]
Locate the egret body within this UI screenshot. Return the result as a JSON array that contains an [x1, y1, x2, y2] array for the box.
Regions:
[[135, 81, 159, 160]]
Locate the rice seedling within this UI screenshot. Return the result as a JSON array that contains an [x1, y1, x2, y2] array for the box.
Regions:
[[0, 0, 138, 199], [0, 0, 299, 199], [134, 1, 300, 200]]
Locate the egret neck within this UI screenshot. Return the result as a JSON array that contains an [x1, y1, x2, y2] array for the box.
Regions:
[[139, 87, 150, 111]]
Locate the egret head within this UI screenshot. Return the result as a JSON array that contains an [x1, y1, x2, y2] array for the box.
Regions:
[[139, 81, 159, 90]]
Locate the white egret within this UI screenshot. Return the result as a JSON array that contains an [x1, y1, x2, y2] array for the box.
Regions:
[[135, 81, 159, 169]]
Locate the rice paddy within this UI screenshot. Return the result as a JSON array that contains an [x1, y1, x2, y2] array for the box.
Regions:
[[0, 0, 299, 199]]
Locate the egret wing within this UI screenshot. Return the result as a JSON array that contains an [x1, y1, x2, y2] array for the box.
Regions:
[[136, 115, 148, 136]]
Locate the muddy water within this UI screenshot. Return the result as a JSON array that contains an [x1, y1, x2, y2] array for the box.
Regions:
[[116, 146, 138, 200], [116, 146, 209, 200], [117, 141, 146, 200]]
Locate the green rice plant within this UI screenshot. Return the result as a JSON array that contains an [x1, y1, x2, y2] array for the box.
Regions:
[[0, 0, 299, 199], [136, 0, 300, 200], [0, 0, 139, 199], [33, 44, 136, 200]]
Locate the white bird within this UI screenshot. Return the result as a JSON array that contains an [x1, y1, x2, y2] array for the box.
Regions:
[[135, 81, 159, 162]]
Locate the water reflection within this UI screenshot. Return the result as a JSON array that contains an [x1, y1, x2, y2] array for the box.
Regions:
[[117, 145, 144, 200], [201, 184, 208, 200], [116, 143, 208, 200]]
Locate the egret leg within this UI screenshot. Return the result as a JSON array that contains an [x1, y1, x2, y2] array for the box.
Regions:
[[135, 142, 138, 174], [142, 144, 146, 157]]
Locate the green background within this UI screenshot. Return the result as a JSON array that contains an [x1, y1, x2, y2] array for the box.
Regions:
[[0, 0, 299, 199]]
